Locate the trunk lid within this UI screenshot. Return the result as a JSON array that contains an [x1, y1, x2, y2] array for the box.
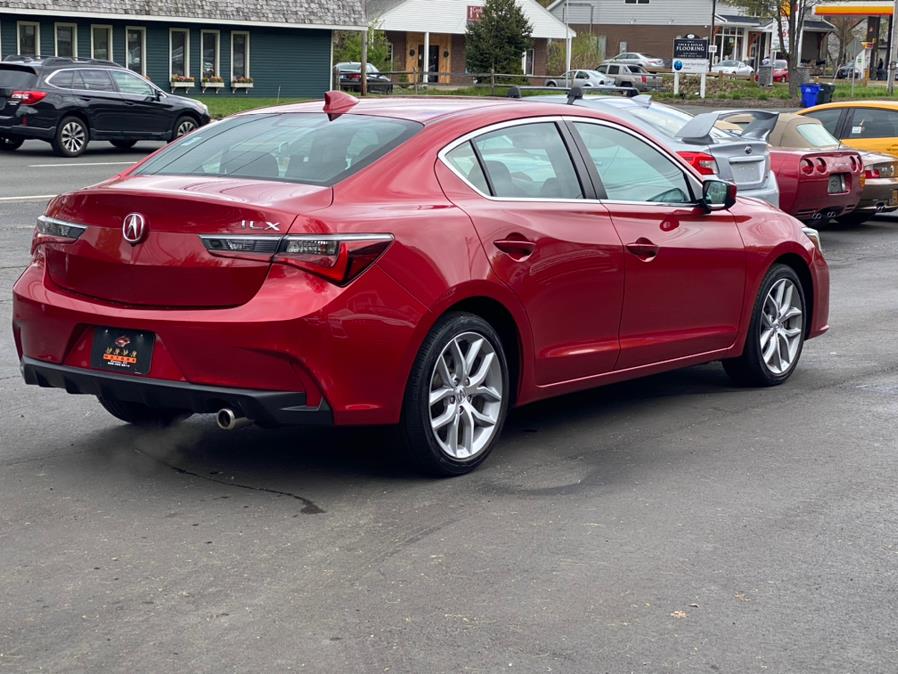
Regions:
[[0, 65, 38, 113], [45, 175, 332, 308], [708, 141, 770, 190]]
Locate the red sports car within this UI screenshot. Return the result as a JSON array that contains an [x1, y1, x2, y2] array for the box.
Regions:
[[13, 92, 830, 475], [723, 112, 863, 222]]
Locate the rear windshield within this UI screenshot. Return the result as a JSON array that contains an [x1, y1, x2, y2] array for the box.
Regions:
[[136, 112, 421, 186], [0, 66, 38, 89], [796, 123, 840, 148]]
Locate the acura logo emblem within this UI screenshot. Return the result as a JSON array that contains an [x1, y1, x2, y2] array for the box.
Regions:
[[122, 213, 147, 244]]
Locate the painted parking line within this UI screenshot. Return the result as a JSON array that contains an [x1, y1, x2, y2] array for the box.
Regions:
[[27, 161, 135, 168], [0, 194, 57, 202]]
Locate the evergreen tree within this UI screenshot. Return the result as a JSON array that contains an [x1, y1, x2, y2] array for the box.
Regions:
[[465, 0, 533, 75]]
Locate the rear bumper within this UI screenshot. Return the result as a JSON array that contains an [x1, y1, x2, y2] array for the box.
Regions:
[[856, 178, 898, 212], [0, 117, 54, 140], [21, 357, 332, 426]]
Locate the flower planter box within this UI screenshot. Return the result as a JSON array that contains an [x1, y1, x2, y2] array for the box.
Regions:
[[170, 80, 195, 93], [201, 81, 224, 94], [231, 82, 254, 94]]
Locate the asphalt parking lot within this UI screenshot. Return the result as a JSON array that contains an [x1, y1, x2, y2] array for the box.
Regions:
[[2, 139, 898, 672]]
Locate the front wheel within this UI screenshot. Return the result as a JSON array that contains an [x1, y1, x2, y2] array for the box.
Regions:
[[723, 264, 806, 387], [52, 116, 89, 157], [171, 115, 197, 141], [401, 313, 510, 476], [0, 136, 24, 151], [98, 397, 192, 428]]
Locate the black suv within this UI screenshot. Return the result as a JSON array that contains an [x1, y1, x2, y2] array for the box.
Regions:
[[0, 56, 210, 157]]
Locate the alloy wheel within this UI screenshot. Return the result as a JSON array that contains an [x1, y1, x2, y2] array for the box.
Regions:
[[176, 119, 196, 137], [428, 331, 503, 460], [760, 278, 803, 375], [60, 121, 86, 154]]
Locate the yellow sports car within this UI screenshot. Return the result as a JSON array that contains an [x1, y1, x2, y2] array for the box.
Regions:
[[800, 101, 898, 155]]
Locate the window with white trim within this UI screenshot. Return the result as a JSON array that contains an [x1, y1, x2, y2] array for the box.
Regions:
[[126, 27, 146, 74], [201, 30, 220, 79], [231, 32, 250, 81], [17, 21, 40, 57], [170, 28, 190, 79], [55, 23, 77, 58], [91, 25, 113, 61]]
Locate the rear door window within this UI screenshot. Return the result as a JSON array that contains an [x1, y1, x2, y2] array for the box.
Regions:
[[803, 108, 843, 136], [471, 122, 583, 199], [79, 69, 116, 92], [0, 67, 38, 90], [136, 112, 421, 186]]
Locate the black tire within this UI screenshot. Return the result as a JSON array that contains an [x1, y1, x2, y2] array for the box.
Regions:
[[723, 264, 806, 387], [110, 139, 137, 150], [98, 397, 192, 428], [835, 211, 871, 227], [52, 116, 89, 157], [547, 81, 557, 86], [0, 136, 24, 151], [401, 312, 510, 477], [171, 115, 198, 141]]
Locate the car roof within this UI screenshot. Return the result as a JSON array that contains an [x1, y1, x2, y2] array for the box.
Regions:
[[243, 95, 627, 126], [1, 56, 121, 72]]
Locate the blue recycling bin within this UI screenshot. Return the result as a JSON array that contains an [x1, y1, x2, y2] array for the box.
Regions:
[[800, 83, 821, 108]]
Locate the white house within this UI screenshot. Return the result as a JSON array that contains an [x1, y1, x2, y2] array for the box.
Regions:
[[368, 0, 573, 82]]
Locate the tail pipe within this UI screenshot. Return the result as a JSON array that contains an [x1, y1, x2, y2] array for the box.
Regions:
[[216, 408, 252, 431]]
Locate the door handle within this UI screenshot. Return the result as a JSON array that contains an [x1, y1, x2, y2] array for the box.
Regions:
[[625, 237, 659, 260], [494, 237, 536, 260]]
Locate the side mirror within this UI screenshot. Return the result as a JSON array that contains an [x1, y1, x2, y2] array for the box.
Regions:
[[700, 179, 737, 212]]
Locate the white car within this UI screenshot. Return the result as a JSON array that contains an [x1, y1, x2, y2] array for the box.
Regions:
[[544, 69, 614, 88], [711, 60, 754, 77], [605, 52, 666, 72]]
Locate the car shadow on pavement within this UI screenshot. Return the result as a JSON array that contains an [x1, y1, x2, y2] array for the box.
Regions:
[[81, 363, 742, 494]]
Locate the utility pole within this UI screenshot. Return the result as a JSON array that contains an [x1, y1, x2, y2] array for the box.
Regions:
[[360, 25, 368, 96], [565, 0, 572, 73], [889, 0, 898, 94], [709, 0, 717, 71]]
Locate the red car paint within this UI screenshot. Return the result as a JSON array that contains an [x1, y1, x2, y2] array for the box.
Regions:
[[12, 97, 830, 426], [771, 149, 863, 222]]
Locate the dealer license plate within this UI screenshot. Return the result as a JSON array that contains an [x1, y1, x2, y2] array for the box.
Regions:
[[90, 328, 155, 375]]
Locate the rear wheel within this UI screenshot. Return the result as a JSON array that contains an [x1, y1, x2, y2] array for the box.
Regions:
[[723, 264, 806, 387], [110, 139, 137, 150], [401, 313, 509, 476], [172, 115, 197, 141], [52, 116, 89, 157], [0, 136, 24, 151], [98, 397, 191, 428]]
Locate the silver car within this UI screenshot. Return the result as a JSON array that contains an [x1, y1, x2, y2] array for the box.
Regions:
[[545, 69, 614, 88], [529, 93, 780, 207], [596, 63, 663, 91], [606, 52, 667, 72], [711, 60, 754, 77]]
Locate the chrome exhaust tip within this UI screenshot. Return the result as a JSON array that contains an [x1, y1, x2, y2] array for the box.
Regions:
[[216, 408, 252, 431]]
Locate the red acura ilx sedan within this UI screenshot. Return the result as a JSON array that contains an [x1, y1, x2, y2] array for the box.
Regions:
[[13, 92, 829, 475]]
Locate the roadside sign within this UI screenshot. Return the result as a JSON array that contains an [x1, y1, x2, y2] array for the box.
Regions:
[[674, 37, 709, 61], [673, 58, 708, 74]]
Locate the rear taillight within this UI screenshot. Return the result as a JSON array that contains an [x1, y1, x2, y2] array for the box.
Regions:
[[678, 151, 718, 176], [641, 75, 647, 84], [348, 73, 361, 80], [864, 167, 881, 180], [32, 215, 86, 257], [10, 90, 47, 105], [815, 157, 828, 174], [800, 158, 815, 175], [274, 234, 393, 285]]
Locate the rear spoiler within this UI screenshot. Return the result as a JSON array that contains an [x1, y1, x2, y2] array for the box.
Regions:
[[507, 84, 640, 103], [676, 110, 779, 145]]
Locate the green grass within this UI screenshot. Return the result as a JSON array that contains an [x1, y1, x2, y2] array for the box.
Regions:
[[192, 96, 310, 119]]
